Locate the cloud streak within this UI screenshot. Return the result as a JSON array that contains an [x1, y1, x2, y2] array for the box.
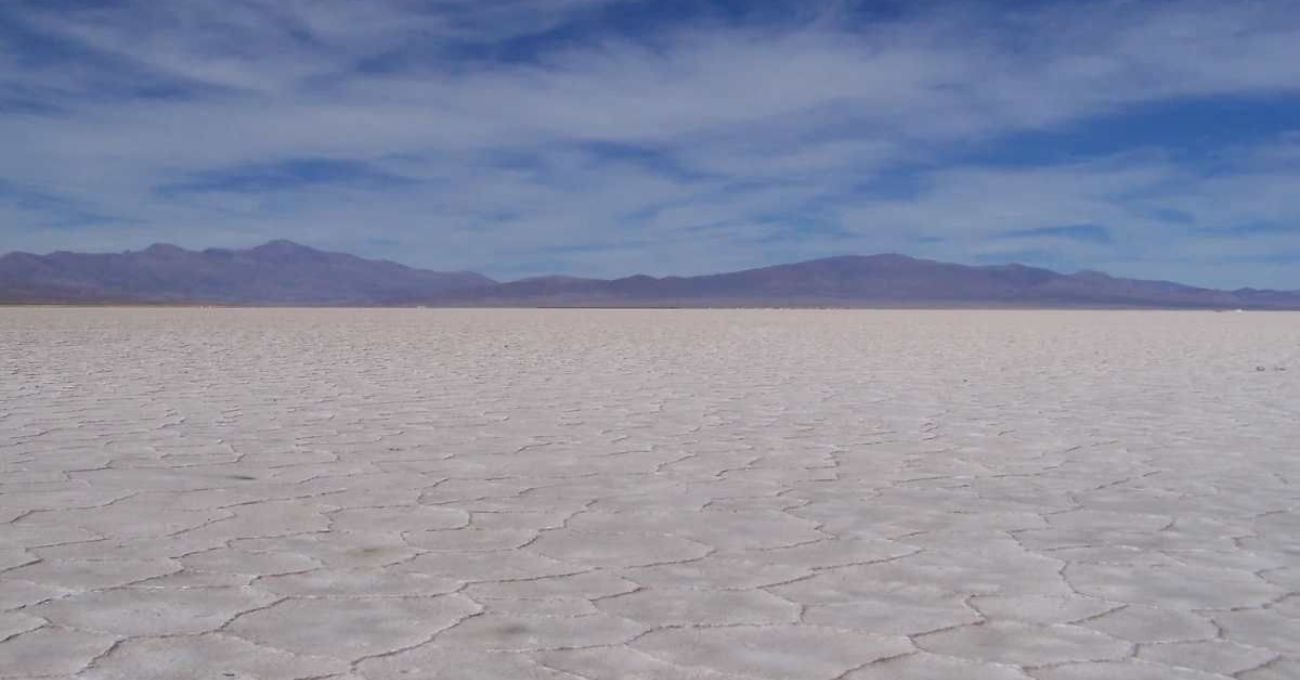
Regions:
[[1, 0, 1299, 286]]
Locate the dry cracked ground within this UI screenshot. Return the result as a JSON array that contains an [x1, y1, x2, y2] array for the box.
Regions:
[[1, 308, 1298, 680]]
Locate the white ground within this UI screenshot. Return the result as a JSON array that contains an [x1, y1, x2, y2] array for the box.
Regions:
[[1, 308, 1298, 680]]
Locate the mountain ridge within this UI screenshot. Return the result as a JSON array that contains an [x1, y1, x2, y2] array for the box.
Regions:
[[2, 240, 1297, 309], [0, 240, 493, 304]]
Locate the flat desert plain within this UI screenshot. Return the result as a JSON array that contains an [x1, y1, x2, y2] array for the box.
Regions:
[[1, 308, 1298, 680]]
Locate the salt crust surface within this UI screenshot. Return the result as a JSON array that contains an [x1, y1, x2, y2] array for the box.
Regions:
[[1, 308, 1297, 679]]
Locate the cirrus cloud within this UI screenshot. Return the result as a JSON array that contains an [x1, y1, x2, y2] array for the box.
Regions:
[[1, 0, 1299, 287]]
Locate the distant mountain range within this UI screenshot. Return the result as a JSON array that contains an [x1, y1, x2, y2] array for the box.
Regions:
[[2, 240, 1297, 309], [0, 240, 492, 305]]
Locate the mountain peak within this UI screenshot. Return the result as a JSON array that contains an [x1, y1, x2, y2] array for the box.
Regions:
[[142, 243, 186, 256], [247, 240, 328, 263], [808, 253, 918, 265], [252, 239, 314, 253]]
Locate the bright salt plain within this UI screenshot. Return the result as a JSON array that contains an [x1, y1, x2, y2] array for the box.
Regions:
[[1, 308, 1298, 680]]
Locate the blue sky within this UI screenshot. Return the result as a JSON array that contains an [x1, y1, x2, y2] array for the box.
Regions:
[[2, 0, 1299, 288]]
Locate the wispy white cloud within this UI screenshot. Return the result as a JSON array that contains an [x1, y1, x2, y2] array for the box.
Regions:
[[1, 0, 1298, 286]]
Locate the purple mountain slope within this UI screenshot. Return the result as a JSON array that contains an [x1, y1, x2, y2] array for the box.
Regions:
[[2, 243, 1298, 308], [0, 240, 494, 304], [439, 254, 1300, 309]]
